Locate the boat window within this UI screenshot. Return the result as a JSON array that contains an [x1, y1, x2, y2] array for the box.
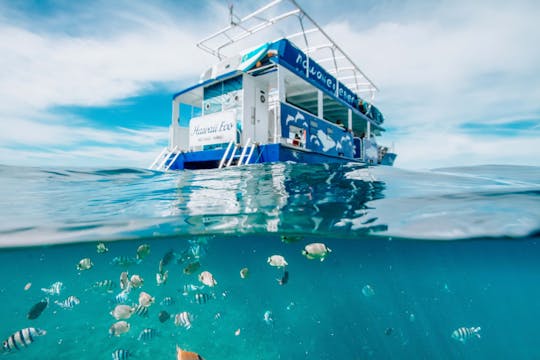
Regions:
[[179, 103, 201, 127], [203, 75, 243, 115]]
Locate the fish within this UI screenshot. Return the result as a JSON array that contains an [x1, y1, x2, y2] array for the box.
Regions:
[[362, 285, 375, 297], [160, 296, 175, 306], [76, 258, 93, 271], [138, 291, 154, 307], [137, 328, 158, 342], [1, 327, 46, 352], [183, 261, 201, 275], [239, 267, 249, 279], [188, 243, 206, 260], [136, 244, 151, 260], [115, 289, 130, 304], [263, 310, 273, 325], [158, 310, 171, 323], [119, 271, 129, 291], [96, 242, 109, 254], [174, 311, 193, 329], [41, 281, 63, 296], [182, 283, 205, 295], [156, 270, 168, 286], [176, 345, 205, 360], [451, 326, 481, 343], [193, 292, 214, 305], [112, 349, 132, 360], [54, 295, 80, 309], [302, 243, 332, 261], [111, 305, 133, 320], [129, 274, 144, 288], [90, 279, 116, 293], [27, 298, 48, 320], [161, 250, 175, 267], [280, 235, 304, 244], [277, 270, 289, 285], [267, 255, 288, 268], [131, 304, 149, 318], [198, 271, 217, 287], [109, 321, 130, 337], [111, 256, 140, 267]]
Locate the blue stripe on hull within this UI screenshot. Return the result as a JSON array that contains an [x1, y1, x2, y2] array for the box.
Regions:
[[168, 144, 364, 170]]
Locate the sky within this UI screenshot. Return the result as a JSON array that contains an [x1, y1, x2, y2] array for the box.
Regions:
[[0, 0, 539, 170]]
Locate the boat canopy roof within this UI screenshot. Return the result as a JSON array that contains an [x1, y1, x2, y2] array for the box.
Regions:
[[197, 0, 378, 99]]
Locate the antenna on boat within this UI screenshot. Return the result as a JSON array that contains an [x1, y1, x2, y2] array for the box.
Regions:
[[229, 4, 236, 26]]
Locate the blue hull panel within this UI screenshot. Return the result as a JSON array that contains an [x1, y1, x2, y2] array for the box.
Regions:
[[168, 144, 363, 170]]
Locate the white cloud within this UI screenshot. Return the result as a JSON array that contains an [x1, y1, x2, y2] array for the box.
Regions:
[[0, 0, 538, 169]]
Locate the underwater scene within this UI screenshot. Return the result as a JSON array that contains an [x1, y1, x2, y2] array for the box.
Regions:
[[0, 163, 539, 359]]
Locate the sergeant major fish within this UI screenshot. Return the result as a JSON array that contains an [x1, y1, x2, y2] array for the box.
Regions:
[[41, 281, 63, 296], [90, 279, 116, 293], [111, 256, 140, 267], [131, 304, 149, 318], [174, 311, 193, 329], [112, 349, 132, 360], [54, 296, 80, 309], [115, 289, 130, 304], [193, 292, 214, 304], [451, 326, 481, 343], [137, 328, 158, 342], [1, 327, 46, 352]]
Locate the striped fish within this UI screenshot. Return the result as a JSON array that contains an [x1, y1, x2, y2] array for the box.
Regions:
[[91, 280, 116, 292], [111, 256, 140, 267], [111, 349, 132, 360], [55, 296, 80, 309], [137, 328, 158, 342], [193, 292, 213, 304], [1, 327, 46, 352], [182, 283, 204, 296], [451, 326, 481, 343], [174, 311, 193, 329], [131, 304, 149, 317], [160, 296, 175, 306], [41, 281, 63, 296], [114, 289, 130, 304]]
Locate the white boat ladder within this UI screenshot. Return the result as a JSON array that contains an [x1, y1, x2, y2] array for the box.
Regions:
[[219, 139, 257, 168], [149, 146, 181, 171]]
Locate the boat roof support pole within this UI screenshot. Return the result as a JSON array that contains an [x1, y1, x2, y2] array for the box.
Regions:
[[298, 14, 310, 79], [317, 90, 323, 119], [348, 109, 352, 131]]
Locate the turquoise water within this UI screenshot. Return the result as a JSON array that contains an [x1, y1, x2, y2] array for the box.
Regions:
[[0, 163, 539, 359]]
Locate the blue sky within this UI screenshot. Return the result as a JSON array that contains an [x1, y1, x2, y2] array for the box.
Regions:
[[0, 0, 539, 170]]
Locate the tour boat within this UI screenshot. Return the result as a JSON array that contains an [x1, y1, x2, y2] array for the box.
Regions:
[[150, 0, 396, 171]]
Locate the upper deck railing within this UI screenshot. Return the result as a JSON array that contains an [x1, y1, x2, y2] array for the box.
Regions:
[[196, 0, 378, 101]]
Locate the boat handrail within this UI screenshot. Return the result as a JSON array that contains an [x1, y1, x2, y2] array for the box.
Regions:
[[218, 141, 235, 169], [149, 147, 168, 169], [237, 138, 251, 166]]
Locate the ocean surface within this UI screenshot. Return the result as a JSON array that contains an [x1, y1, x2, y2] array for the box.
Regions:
[[0, 163, 539, 359]]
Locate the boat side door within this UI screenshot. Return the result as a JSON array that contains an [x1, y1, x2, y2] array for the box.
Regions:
[[253, 87, 269, 144]]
